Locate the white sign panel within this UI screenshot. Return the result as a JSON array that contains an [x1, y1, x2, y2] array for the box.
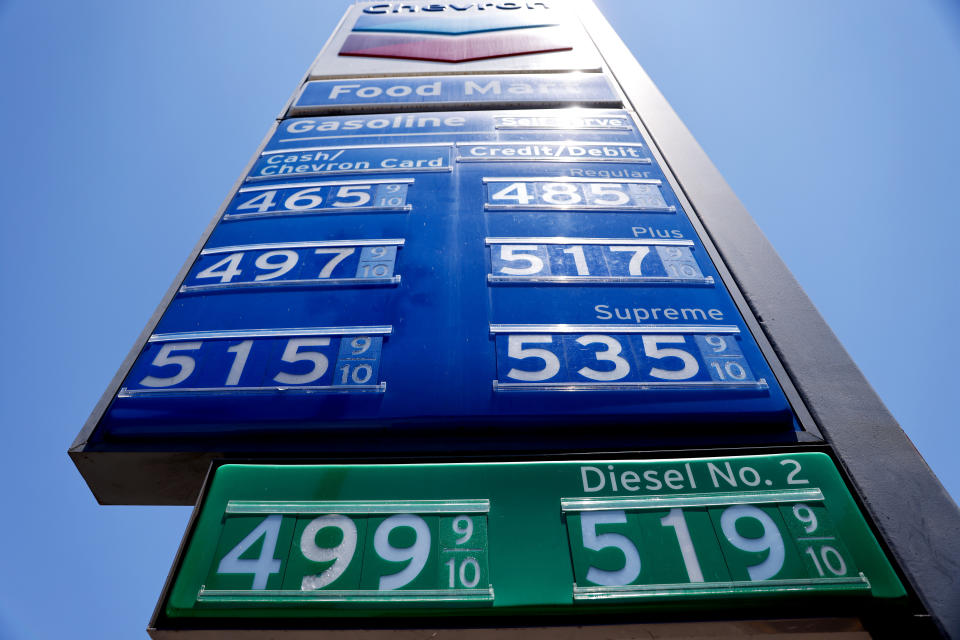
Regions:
[[309, 1, 603, 79]]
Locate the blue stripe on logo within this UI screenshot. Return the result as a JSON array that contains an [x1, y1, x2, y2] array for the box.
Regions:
[[353, 13, 556, 35]]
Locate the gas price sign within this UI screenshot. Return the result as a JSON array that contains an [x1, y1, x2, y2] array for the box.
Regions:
[[74, 2, 946, 635], [87, 106, 798, 452], [161, 453, 903, 622]]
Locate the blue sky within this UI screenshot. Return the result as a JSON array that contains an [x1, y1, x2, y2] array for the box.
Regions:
[[0, 1, 958, 637]]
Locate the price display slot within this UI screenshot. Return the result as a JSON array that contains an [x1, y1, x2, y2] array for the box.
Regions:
[[486, 237, 713, 286], [181, 239, 404, 294], [491, 324, 766, 392], [197, 499, 493, 608], [483, 177, 674, 212], [119, 326, 390, 397], [224, 179, 413, 221], [457, 142, 651, 164], [563, 489, 869, 602]]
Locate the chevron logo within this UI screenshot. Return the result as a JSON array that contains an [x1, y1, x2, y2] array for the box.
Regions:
[[339, 12, 573, 63]]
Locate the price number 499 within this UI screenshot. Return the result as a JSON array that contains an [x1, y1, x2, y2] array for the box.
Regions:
[[206, 510, 489, 595]]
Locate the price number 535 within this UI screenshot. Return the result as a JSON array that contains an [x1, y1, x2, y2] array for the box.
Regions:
[[494, 331, 762, 390]]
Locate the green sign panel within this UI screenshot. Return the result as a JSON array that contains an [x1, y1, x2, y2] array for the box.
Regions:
[[165, 454, 904, 621]]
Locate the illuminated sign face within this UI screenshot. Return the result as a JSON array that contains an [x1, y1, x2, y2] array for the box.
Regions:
[[311, 1, 602, 78], [339, 12, 573, 63]]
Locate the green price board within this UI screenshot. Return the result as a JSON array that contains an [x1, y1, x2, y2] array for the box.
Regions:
[[164, 454, 904, 621]]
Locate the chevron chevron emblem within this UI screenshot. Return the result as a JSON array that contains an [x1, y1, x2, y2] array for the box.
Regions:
[[339, 13, 573, 63]]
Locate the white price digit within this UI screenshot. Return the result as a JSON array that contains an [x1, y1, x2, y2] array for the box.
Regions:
[[576, 335, 630, 381], [445, 557, 481, 588], [804, 545, 848, 576], [660, 508, 705, 582], [332, 185, 372, 207], [359, 264, 389, 277], [792, 504, 819, 534], [641, 335, 699, 380], [561, 246, 590, 275], [452, 516, 473, 545], [720, 505, 785, 581], [273, 338, 329, 385], [373, 514, 431, 590], [540, 182, 581, 205], [498, 245, 544, 276], [284, 187, 324, 210], [589, 183, 629, 205], [254, 250, 298, 281], [580, 510, 641, 586], [339, 363, 373, 384], [491, 182, 534, 205], [709, 361, 747, 380], [235, 190, 277, 213], [661, 247, 684, 259], [140, 342, 201, 387], [506, 335, 560, 382], [225, 340, 252, 386], [315, 248, 355, 278], [667, 263, 699, 278], [704, 336, 728, 352], [196, 253, 243, 283], [350, 337, 371, 355], [608, 245, 651, 276], [300, 515, 358, 590], [217, 515, 283, 590]]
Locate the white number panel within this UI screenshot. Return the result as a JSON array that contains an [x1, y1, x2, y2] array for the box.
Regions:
[[224, 179, 412, 220], [487, 237, 712, 285], [182, 240, 403, 293], [491, 325, 766, 392], [484, 177, 673, 212], [121, 327, 390, 396]]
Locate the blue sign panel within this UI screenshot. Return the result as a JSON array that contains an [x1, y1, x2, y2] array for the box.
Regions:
[[291, 74, 620, 115], [92, 108, 796, 452]]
